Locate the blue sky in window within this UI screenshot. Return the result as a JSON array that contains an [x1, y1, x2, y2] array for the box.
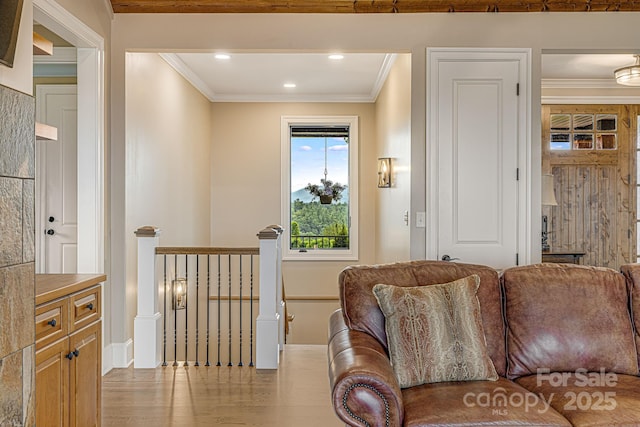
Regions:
[[291, 137, 349, 192]]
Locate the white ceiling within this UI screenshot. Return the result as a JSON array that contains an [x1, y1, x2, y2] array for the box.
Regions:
[[542, 53, 637, 80], [161, 52, 397, 102], [158, 52, 639, 103], [34, 17, 640, 100]]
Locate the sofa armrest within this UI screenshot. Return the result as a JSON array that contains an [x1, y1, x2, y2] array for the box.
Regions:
[[328, 309, 403, 427]]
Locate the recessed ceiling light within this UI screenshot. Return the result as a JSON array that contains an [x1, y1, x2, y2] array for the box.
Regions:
[[329, 54, 344, 60], [283, 83, 297, 88], [215, 54, 231, 60]]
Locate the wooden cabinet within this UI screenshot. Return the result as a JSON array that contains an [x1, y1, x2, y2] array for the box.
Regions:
[[35, 275, 105, 427]]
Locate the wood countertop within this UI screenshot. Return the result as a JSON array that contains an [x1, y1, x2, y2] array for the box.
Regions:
[[35, 274, 107, 306]]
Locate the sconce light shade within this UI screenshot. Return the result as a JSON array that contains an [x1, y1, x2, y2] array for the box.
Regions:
[[172, 278, 187, 310], [614, 55, 640, 86], [542, 174, 558, 206], [378, 157, 392, 188]]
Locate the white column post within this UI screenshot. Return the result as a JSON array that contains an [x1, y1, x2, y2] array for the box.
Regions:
[[267, 225, 285, 351], [256, 226, 283, 369], [133, 226, 162, 368]]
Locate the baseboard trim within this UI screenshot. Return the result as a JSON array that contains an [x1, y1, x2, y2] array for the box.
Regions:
[[102, 343, 114, 375], [111, 339, 134, 368]]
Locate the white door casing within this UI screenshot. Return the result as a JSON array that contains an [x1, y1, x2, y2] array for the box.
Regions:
[[427, 48, 531, 269], [33, 0, 110, 372], [36, 85, 78, 273]]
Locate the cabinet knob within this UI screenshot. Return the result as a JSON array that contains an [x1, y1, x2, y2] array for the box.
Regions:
[[86, 303, 94, 310], [48, 216, 55, 223], [46, 229, 55, 236], [47, 319, 57, 327], [66, 352, 74, 360], [73, 349, 80, 357]]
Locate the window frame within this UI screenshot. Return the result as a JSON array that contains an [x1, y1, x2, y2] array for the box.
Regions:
[[280, 115, 359, 261]]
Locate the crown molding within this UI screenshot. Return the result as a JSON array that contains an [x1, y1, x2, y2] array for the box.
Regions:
[[210, 93, 376, 103], [159, 53, 217, 102], [541, 78, 620, 89], [542, 95, 640, 104], [160, 52, 387, 103], [370, 53, 397, 102]]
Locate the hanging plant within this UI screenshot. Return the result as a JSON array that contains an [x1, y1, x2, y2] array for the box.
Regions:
[[305, 179, 346, 204]]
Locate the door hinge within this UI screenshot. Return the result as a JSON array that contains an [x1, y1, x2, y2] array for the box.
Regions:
[[516, 168, 520, 181], [516, 83, 520, 96], [516, 253, 519, 265]]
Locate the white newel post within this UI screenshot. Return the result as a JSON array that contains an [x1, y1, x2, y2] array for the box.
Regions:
[[256, 226, 283, 369], [133, 226, 162, 368], [272, 225, 285, 351]]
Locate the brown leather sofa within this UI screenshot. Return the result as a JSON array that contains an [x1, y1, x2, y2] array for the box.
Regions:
[[328, 260, 640, 426]]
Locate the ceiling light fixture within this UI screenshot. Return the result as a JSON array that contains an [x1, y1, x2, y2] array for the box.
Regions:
[[614, 55, 640, 86], [215, 54, 231, 60], [283, 83, 296, 88], [329, 54, 344, 60]]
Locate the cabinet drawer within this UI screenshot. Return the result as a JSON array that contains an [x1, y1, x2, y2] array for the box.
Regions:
[[36, 298, 68, 350], [69, 285, 101, 332]]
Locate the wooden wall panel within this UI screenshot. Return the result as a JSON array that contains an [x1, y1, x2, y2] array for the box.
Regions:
[[543, 105, 634, 270]]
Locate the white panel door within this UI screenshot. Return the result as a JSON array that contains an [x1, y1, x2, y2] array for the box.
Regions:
[[36, 85, 78, 273], [428, 50, 529, 269]]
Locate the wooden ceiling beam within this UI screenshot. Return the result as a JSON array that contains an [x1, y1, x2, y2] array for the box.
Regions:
[[110, 0, 640, 13]]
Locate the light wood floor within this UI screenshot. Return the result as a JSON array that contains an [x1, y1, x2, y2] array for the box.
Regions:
[[102, 345, 343, 426]]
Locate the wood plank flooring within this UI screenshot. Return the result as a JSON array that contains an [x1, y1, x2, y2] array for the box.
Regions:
[[102, 345, 342, 426]]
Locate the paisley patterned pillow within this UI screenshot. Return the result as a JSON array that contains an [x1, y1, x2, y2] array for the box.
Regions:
[[373, 275, 498, 388]]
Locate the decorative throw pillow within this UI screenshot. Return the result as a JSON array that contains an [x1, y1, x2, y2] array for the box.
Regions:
[[373, 275, 498, 388]]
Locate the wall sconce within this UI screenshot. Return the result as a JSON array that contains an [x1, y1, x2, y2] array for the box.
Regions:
[[378, 157, 392, 188], [541, 173, 558, 252], [172, 278, 187, 310]]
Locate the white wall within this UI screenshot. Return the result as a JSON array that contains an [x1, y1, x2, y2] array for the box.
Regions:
[[125, 53, 212, 345], [111, 11, 640, 347], [210, 102, 376, 344], [0, 0, 32, 94], [375, 54, 412, 263]]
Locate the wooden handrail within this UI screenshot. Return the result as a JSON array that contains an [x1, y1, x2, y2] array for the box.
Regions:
[[156, 247, 259, 255]]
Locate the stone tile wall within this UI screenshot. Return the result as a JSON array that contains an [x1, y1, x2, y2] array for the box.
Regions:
[[0, 84, 35, 426]]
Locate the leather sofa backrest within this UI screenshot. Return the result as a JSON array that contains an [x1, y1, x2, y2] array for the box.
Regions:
[[339, 260, 506, 376], [620, 263, 640, 371], [503, 263, 638, 379]]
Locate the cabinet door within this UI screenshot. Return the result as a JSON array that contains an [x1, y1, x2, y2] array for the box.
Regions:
[[36, 338, 69, 427], [69, 321, 101, 427]]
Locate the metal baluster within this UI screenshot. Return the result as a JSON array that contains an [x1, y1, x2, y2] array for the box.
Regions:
[[205, 254, 211, 367], [184, 255, 189, 367], [238, 255, 243, 367], [216, 254, 221, 367], [173, 254, 178, 367], [162, 254, 167, 366], [195, 255, 200, 367], [228, 254, 233, 366], [249, 254, 254, 367]]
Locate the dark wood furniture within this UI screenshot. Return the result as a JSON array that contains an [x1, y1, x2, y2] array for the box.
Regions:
[[542, 251, 585, 264]]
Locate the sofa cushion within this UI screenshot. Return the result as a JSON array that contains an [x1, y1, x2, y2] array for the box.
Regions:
[[373, 275, 498, 388], [517, 373, 640, 426], [339, 260, 507, 376], [402, 377, 571, 426], [503, 263, 638, 379], [619, 263, 640, 372]]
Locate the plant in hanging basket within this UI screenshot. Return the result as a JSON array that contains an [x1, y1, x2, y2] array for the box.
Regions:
[[304, 179, 346, 204]]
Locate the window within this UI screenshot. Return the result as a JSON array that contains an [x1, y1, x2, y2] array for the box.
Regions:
[[550, 113, 618, 151], [281, 116, 358, 260]]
